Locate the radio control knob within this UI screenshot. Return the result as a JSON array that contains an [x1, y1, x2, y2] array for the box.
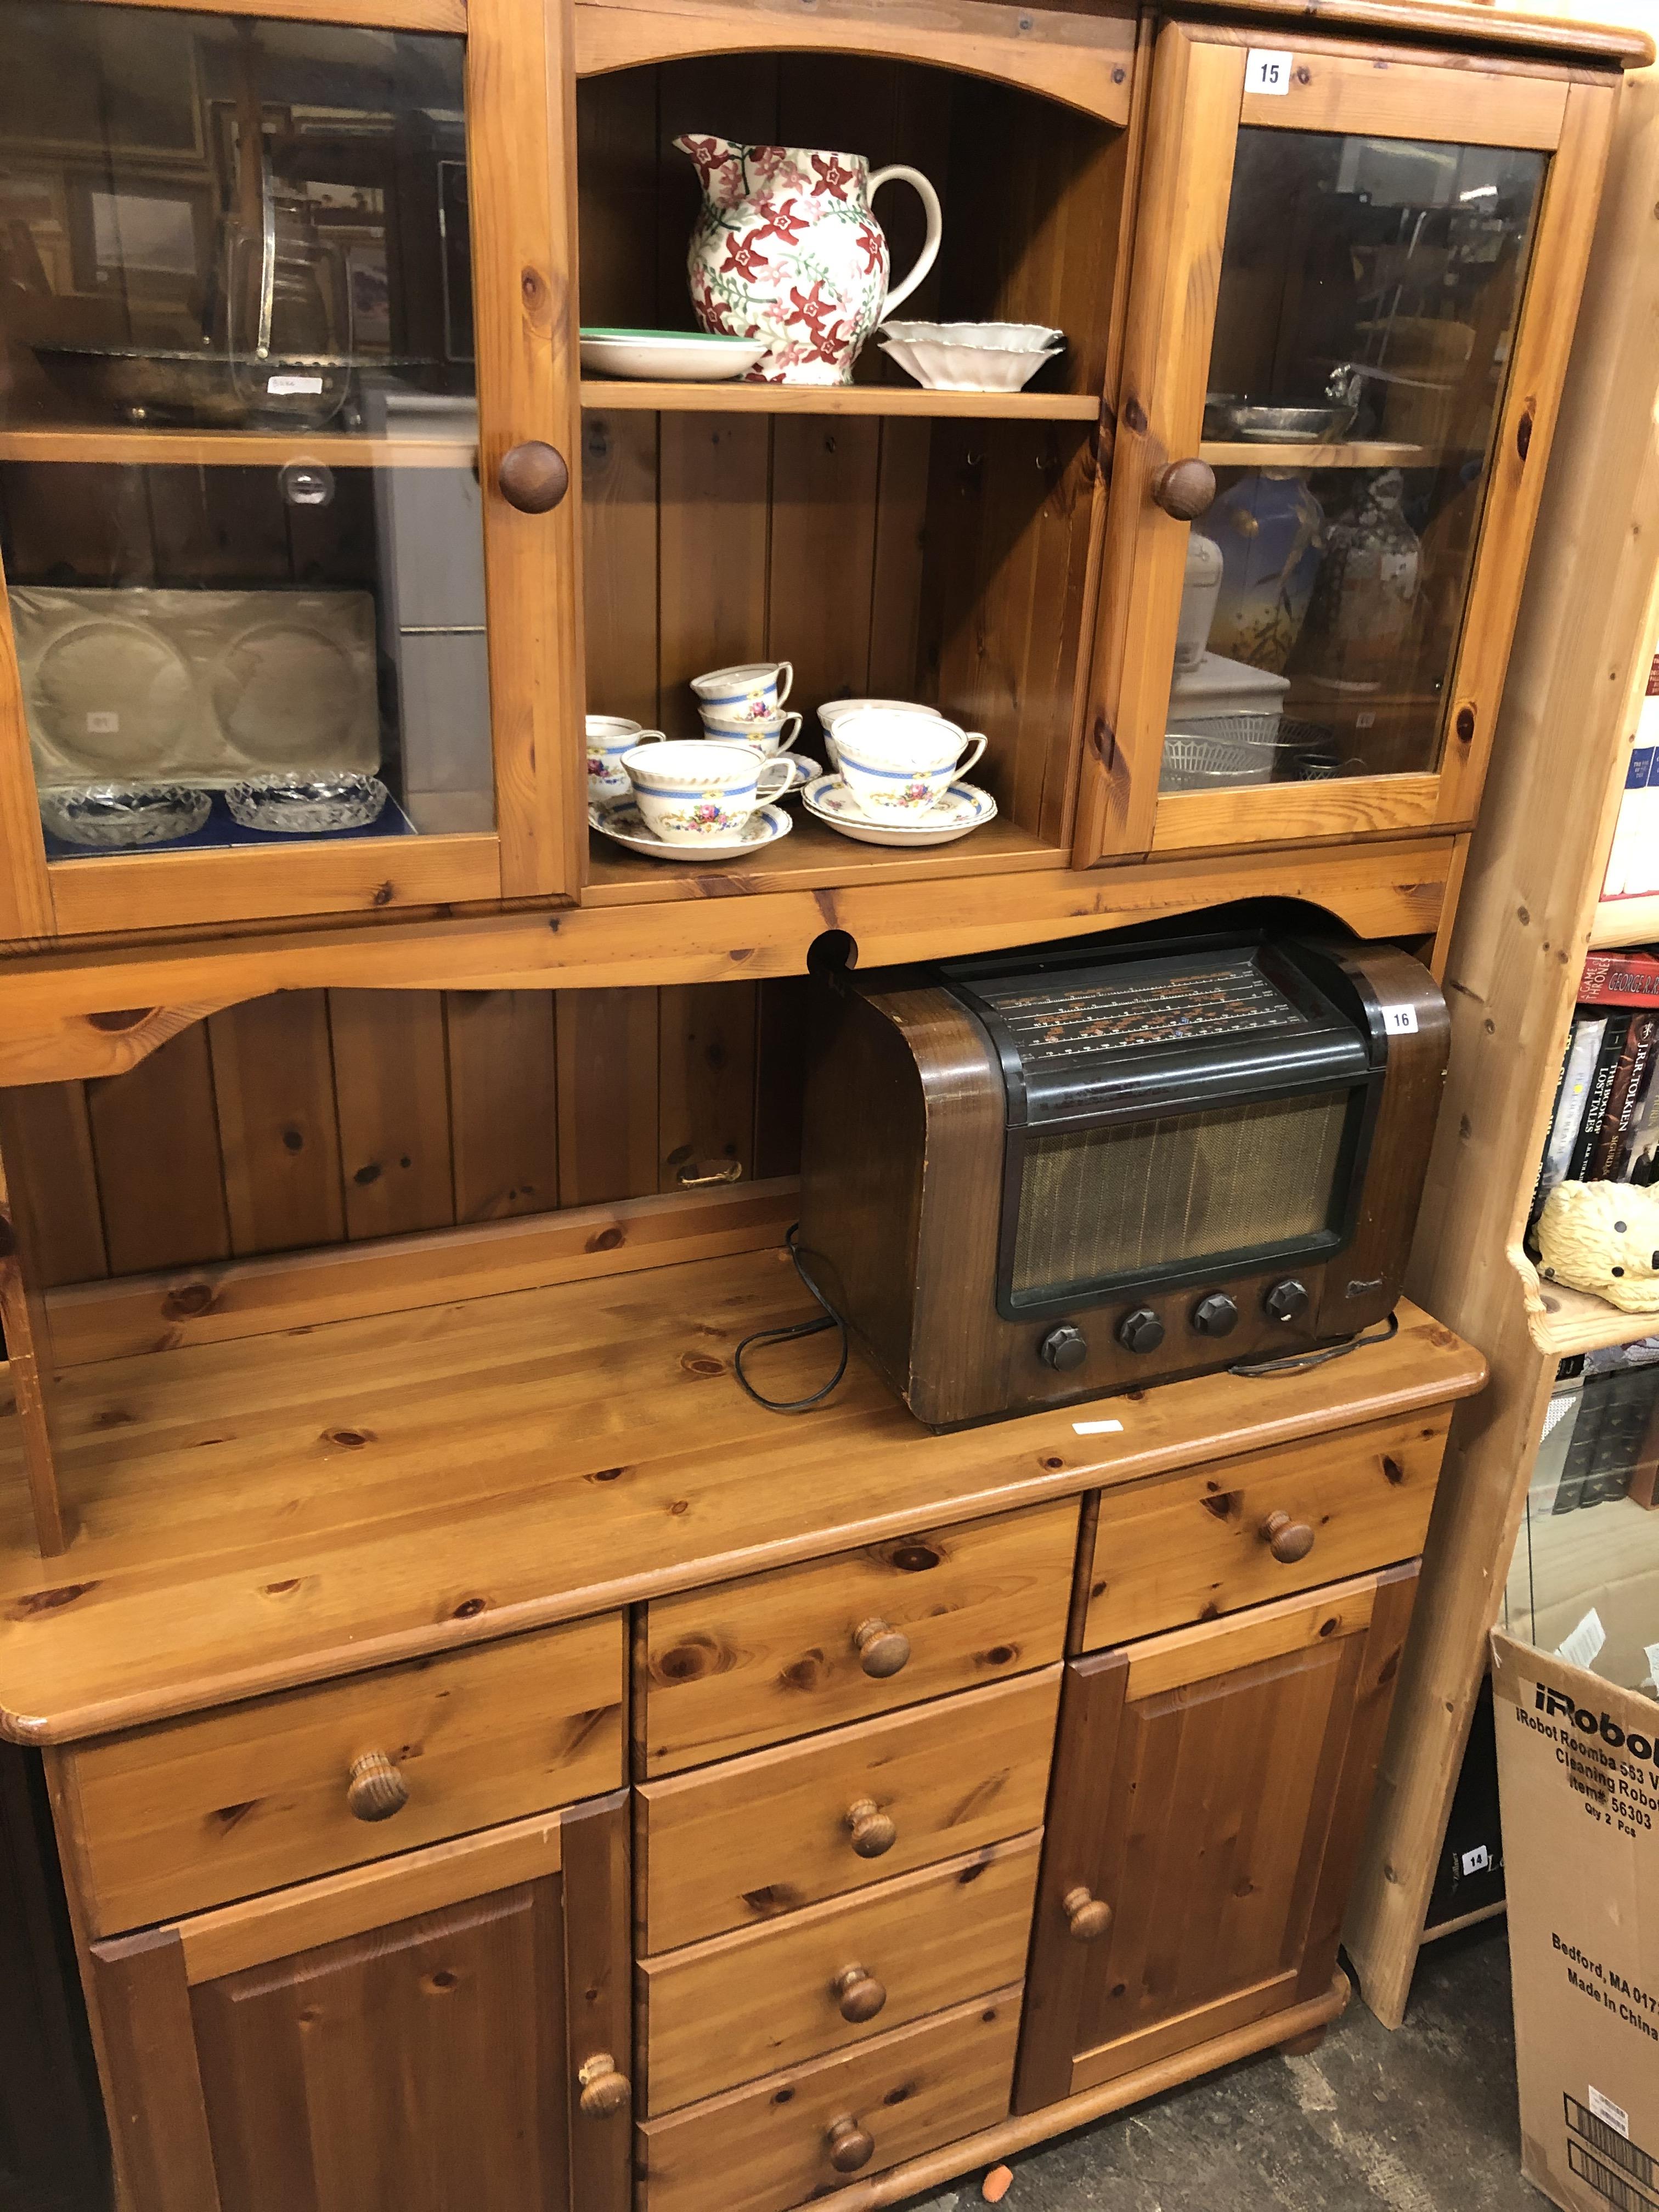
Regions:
[[1191, 1293, 1239, 1338], [1039, 1324, 1088, 1372], [1117, 1307, 1165, 1355], [1263, 1278, 1311, 1323]]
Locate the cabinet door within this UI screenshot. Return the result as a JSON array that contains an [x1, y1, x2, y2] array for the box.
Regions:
[[1073, 23, 1616, 867], [1014, 1566, 1417, 2112], [86, 1791, 631, 2212], [0, 0, 581, 941]]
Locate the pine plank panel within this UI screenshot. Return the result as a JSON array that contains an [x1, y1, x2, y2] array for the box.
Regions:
[[0, 577, 53, 944], [562, 1789, 634, 2212], [1239, 53, 1567, 146], [766, 415, 883, 715], [206, 996, 345, 1259], [581, 408, 662, 730], [752, 977, 810, 1180], [0, 1130, 69, 1554], [657, 982, 758, 1192], [86, 1025, 230, 1276], [657, 414, 772, 740], [0, 1086, 106, 1285], [66, 1613, 624, 1933], [636, 1984, 1023, 2212], [556, 988, 661, 1205], [85, 1928, 222, 2212], [1152, 775, 1442, 852], [865, 421, 934, 701], [445, 991, 560, 1224], [0, 1282, 1481, 1742], [642, 1833, 1041, 2115], [582, 383, 1100, 420], [328, 990, 455, 1241]]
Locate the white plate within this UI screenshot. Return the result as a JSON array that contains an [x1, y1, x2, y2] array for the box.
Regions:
[[589, 798, 793, 861], [579, 329, 767, 382], [801, 775, 997, 847]]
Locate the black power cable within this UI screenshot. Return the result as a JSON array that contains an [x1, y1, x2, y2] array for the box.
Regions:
[[732, 1227, 850, 1412], [1228, 1309, 1400, 1379]]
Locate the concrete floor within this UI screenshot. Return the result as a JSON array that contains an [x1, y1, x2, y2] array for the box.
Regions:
[[906, 1921, 1545, 2212]]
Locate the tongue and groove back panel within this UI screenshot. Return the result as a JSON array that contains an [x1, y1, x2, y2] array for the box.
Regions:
[[0, 979, 810, 1285]]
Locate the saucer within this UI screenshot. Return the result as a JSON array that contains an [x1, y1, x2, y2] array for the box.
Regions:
[[589, 798, 793, 861], [800, 775, 997, 847]]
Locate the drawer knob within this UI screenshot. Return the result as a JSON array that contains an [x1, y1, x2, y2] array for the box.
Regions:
[[853, 1618, 911, 1679], [1063, 1886, 1113, 1942], [831, 1963, 888, 2023], [1261, 1510, 1316, 1565], [844, 1797, 897, 1858], [1150, 457, 1216, 520], [577, 2053, 631, 2120], [346, 1751, 410, 1823], [826, 2115, 875, 2174]]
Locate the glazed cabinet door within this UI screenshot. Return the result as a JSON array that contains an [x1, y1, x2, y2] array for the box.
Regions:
[[85, 1792, 631, 2212], [1073, 22, 1617, 867], [0, 0, 581, 942], [1014, 1566, 1417, 2112]]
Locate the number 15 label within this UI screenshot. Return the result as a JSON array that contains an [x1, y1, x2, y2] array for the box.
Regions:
[[1245, 49, 1294, 94]]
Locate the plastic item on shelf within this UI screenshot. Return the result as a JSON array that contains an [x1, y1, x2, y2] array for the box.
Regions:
[[1174, 533, 1224, 671]]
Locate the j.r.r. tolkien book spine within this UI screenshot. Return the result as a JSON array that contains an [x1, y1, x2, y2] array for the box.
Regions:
[[1587, 1010, 1659, 1179]]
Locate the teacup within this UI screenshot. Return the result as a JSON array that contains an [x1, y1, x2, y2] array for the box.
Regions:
[[588, 715, 658, 803], [622, 739, 793, 845], [690, 661, 794, 720], [819, 696, 942, 770], [832, 710, 987, 822], [698, 707, 803, 757]]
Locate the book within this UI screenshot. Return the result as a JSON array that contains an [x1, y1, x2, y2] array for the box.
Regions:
[[1586, 1009, 1659, 1178], [1539, 1014, 1607, 1189], [1579, 949, 1659, 1007], [1601, 654, 1659, 902], [1566, 1009, 1631, 1180]]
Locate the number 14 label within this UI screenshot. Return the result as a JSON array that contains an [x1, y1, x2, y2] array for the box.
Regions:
[[1245, 48, 1294, 94]]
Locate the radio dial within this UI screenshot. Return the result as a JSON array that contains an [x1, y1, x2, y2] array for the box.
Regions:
[[1117, 1307, 1165, 1356], [1191, 1293, 1239, 1338], [1039, 1324, 1088, 1373], [1263, 1278, 1311, 1323]]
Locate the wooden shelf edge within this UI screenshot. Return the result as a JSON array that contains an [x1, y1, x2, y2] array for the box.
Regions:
[[579, 378, 1100, 419], [1589, 894, 1659, 948], [1513, 1239, 1659, 1358], [0, 428, 478, 469]]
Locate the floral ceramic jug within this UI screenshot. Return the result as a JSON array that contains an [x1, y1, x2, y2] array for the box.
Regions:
[[675, 138, 943, 385]]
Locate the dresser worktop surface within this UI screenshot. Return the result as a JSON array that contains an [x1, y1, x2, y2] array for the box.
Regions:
[[0, 1246, 1485, 1743]]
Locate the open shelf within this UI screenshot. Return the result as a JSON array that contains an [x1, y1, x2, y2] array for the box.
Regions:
[[1197, 441, 1439, 471], [584, 809, 1062, 900], [1590, 894, 1659, 949], [580, 380, 1099, 420], [0, 425, 477, 469], [1522, 1272, 1659, 1359]]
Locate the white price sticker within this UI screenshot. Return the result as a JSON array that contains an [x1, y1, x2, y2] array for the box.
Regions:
[[85, 710, 118, 735], [1245, 48, 1294, 95], [266, 373, 324, 396], [1383, 1005, 1420, 1036], [1072, 1418, 1124, 1436], [1589, 2087, 1630, 2141]]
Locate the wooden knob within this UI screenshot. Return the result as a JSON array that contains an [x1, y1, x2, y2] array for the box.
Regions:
[[844, 1798, 896, 1859], [1150, 458, 1216, 520], [1261, 1510, 1316, 1565], [853, 1617, 911, 1679], [498, 439, 569, 512], [577, 2052, 630, 2119], [346, 1751, 409, 1823], [831, 1964, 887, 2023], [826, 2115, 875, 2174], [1063, 1886, 1113, 1942]]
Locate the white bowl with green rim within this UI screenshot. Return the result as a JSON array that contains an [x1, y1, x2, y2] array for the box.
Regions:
[[579, 329, 767, 381]]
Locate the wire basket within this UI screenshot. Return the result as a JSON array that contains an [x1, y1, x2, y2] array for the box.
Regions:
[[1159, 716, 1355, 792]]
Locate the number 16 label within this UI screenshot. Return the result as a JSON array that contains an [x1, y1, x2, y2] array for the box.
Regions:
[[1245, 49, 1294, 94]]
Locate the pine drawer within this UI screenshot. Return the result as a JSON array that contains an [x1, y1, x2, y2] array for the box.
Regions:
[[642, 1831, 1041, 2115], [639, 1666, 1061, 1953], [1080, 1409, 1448, 1651], [61, 1614, 625, 1934], [637, 1983, 1022, 2212], [641, 1497, 1079, 1775]]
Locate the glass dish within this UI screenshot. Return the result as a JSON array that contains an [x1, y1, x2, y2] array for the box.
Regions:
[[225, 772, 388, 834], [38, 782, 212, 848]]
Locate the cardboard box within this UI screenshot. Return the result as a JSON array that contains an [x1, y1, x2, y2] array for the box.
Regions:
[[1491, 1629, 1659, 2211]]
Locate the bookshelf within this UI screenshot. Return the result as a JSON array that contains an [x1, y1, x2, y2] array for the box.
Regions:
[[1341, 29, 1659, 2031]]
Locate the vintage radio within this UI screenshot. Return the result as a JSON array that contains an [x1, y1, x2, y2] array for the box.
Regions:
[[797, 928, 1449, 1427]]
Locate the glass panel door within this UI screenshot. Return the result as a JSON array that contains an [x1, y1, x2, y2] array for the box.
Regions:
[[1169, 129, 1545, 797]]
